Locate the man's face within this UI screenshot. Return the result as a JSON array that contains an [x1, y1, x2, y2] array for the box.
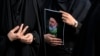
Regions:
[[49, 17, 58, 27]]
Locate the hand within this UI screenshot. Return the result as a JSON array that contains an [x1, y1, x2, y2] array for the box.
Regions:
[[7, 26, 20, 41], [20, 33, 34, 44], [60, 11, 78, 27], [44, 34, 62, 46], [8, 24, 34, 44]]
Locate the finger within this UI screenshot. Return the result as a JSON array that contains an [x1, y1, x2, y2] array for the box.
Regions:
[[51, 40, 62, 45], [20, 35, 28, 43], [51, 42, 62, 46], [51, 40, 62, 44], [47, 34, 53, 36], [11, 26, 19, 32], [21, 26, 29, 34], [60, 10, 69, 15], [45, 34, 54, 37], [62, 17, 67, 22], [62, 13, 68, 19], [61, 17, 65, 20], [49, 35, 56, 38], [62, 13, 69, 18], [52, 38, 62, 41], [18, 24, 24, 33], [24, 33, 30, 38], [62, 18, 67, 23], [24, 34, 33, 44], [60, 11, 69, 17], [59, 10, 66, 14]]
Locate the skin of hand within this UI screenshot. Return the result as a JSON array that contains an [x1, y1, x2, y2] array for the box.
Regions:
[[60, 11, 78, 27], [7, 24, 34, 44], [44, 34, 63, 46]]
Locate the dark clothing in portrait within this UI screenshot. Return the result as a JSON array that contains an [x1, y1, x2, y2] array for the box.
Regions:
[[71, 0, 100, 56], [40, 0, 91, 56], [0, 0, 42, 56]]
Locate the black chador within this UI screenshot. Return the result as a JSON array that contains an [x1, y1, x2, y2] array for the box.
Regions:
[[72, 0, 100, 56], [0, 0, 42, 56], [39, 0, 91, 56]]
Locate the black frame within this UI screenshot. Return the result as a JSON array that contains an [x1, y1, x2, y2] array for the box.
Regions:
[[44, 8, 65, 45]]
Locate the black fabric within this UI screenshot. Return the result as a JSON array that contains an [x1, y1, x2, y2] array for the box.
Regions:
[[57, 0, 91, 50], [34, 0, 46, 56], [0, 0, 42, 56], [40, 0, 91, 56], [71, 0, 100, 56]]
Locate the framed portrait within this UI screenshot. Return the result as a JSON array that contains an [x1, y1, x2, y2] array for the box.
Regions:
[[44, 8, 65, 45]]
